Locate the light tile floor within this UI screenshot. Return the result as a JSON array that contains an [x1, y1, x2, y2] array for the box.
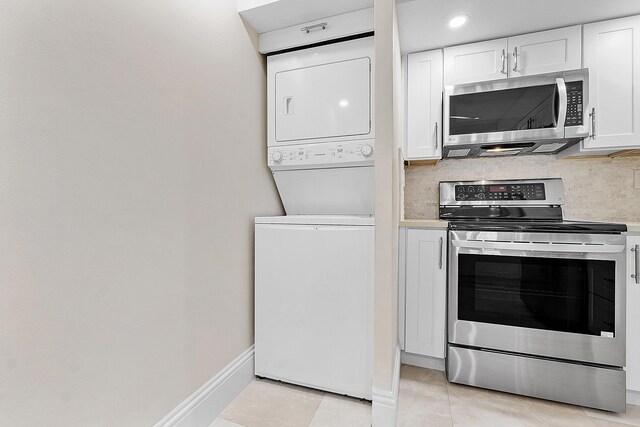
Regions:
[[212, 365, 640, 427]]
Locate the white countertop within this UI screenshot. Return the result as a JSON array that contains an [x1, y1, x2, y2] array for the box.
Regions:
[[399, 219, 448, 228], [627, 223, 640, 233]]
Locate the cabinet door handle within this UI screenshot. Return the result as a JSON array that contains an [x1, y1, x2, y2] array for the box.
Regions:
[[501, 49, 507, 75], [439, 237, 444, 269], [301, 22, 327, 33], [434, 122, 438, 150], [632, 245, 640, 284], [590, 107, 596, 139], [512, 47, 518, 72]]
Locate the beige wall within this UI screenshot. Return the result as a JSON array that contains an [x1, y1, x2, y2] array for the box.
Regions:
[[373, 0, 398, 391], [405, 155, 640, 222], [0, 1, 282, 425], [373, 0, 401, 397]]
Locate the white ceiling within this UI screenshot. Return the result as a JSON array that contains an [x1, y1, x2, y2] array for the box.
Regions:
[[238, 0, 373, 34], [397, 0, 640, 54]]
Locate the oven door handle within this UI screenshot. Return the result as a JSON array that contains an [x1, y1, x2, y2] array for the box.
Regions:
[[452, 240, 625, 254]]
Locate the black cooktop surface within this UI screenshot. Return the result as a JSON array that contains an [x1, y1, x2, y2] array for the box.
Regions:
[[447, 219, 627, 234]]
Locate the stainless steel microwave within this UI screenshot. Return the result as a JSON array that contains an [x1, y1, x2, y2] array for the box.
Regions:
[[443, 69, 589, 158]]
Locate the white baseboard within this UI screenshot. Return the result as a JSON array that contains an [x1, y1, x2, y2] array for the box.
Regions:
[[400, 351, 445, 372], [628, 389, 640, 406], [155, 345, 255, 427], [372, 344, 401, 427]]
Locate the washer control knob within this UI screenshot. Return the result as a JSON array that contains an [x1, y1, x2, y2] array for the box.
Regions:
[[361, 144, 374, 158], [272, 151, 283, 163]]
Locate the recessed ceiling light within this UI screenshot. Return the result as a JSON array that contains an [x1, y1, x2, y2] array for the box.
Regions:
[[448, 15, 469, 29]]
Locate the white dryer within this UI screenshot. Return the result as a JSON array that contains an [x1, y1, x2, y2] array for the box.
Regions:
[[254, 215, 373, 399], [267, 36, 374, 215]]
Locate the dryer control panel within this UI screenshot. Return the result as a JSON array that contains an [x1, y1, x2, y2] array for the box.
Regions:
[[268, 140, 374, 170]]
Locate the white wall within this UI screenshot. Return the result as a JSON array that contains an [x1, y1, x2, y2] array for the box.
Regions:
[[0, 1, 282, 425]]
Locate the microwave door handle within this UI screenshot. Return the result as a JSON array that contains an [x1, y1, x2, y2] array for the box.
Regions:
[[555, 78, 567, 133]]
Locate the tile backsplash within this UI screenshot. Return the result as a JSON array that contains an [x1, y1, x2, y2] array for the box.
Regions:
[[404, 155, 640, 222]]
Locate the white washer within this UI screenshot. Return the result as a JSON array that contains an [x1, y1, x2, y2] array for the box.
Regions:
[[254, 215, 373, 399]]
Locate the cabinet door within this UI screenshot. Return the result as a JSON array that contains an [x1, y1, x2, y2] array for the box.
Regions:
[[444, 38, 508, 86], [407, 50, 443, 160], [405, 229, 447, 358], [508, 25, 581, 77], [627, 236, 640, 392], [583, 16, 640, 150]]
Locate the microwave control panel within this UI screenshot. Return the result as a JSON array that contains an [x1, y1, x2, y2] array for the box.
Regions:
[[564, 81, 583, 127], [455, 183, 546, 201]]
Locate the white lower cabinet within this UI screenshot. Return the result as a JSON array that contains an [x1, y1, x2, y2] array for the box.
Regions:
[[627, 235, 640, 394], [403, 228, 447, 358]]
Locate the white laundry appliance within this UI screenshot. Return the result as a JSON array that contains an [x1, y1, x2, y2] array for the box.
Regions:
[[254, 215, 373, 399], [266, 36, 375, 215], [255, 36, 375, 399]]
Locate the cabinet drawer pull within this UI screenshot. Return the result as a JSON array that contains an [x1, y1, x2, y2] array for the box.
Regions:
[[633, 245, 640, 284], [439, 237, 444, 269]]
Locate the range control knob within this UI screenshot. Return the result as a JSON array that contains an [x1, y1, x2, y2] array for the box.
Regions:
[[272, 151, 283, 163], [361, 144, 374, 158]]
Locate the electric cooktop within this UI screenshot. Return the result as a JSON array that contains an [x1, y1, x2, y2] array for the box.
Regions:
[[439, 179, 627, 234]]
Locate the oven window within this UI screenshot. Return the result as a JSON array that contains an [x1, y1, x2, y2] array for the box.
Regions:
[[449, 84, 558, 135], [458, 254, 615, 336]]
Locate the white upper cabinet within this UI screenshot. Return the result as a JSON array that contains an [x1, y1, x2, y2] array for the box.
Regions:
[[444, 39, 508, 86], [582, 15, 640, 150], [406, 50, 443, 160], [444, 26, 582, 86], [237, 1, 374, 54], [627, 235, 640, 393], [508, 26, 581, 77]]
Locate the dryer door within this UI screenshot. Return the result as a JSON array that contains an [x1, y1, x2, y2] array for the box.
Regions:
[[275, 57, 371, 143]]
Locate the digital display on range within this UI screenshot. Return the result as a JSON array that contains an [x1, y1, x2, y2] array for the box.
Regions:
[[454, 183, 546, 201]]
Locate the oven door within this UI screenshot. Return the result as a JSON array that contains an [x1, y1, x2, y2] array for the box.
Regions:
[[448, 230, 626, 367]]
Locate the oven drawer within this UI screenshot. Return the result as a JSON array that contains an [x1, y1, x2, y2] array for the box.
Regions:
[[448, 346, 626, 412]]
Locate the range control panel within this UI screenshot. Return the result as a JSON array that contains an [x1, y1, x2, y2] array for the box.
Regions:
[[268, 140, 374, 169], [455, 183, 546, 201], [564, 81, 583, 127], [440, 178, 564, 206]]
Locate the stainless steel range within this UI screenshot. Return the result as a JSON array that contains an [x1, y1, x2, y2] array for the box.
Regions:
[[441, 178, 628, 412]]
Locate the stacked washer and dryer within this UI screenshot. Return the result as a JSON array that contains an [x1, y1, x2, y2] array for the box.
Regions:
[[254, 36, 375, 399]]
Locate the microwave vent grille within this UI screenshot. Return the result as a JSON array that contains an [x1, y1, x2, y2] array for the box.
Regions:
[[447, 149, 472, 158], [533, 143, 566, 153]]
